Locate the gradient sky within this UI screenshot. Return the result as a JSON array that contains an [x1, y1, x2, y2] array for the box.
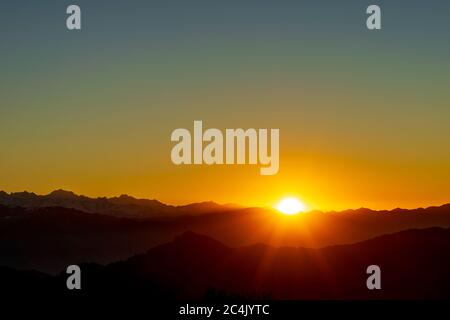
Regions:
[[1, 1, 450, 210]]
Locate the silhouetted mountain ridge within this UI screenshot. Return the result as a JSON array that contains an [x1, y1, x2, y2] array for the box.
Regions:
[[2, 202, 450, 273], [2, 228, 449, 299]]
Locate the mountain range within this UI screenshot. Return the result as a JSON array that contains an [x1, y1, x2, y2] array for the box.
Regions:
[[1, 191, 450, 273], [0, 189, 235, 218], [2, 228, 450, 299]]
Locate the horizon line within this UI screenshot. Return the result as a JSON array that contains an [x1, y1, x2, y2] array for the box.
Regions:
[[1, 188, 449, 213]]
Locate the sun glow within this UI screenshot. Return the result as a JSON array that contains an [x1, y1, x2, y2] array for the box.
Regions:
[[275, 197, 307, 215]]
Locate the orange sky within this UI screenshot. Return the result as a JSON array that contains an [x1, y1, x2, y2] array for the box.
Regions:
[[1, 1, 450, 211]]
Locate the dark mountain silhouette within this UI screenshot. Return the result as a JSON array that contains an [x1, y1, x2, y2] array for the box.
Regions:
[[1, 203, 450, 273], [0, 189, 233, 218], [2, 228, 450, 299]]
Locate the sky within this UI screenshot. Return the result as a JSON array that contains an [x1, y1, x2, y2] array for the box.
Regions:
[[1, 0, 450, 211]]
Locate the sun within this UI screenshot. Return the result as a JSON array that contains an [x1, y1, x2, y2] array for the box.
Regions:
[[275, 197, 307, 215]]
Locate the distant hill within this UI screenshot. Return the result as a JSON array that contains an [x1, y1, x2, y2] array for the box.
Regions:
[[1, 203, 450, 273], [2, 228, 450, 299], [0, 189, 234, 218]]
